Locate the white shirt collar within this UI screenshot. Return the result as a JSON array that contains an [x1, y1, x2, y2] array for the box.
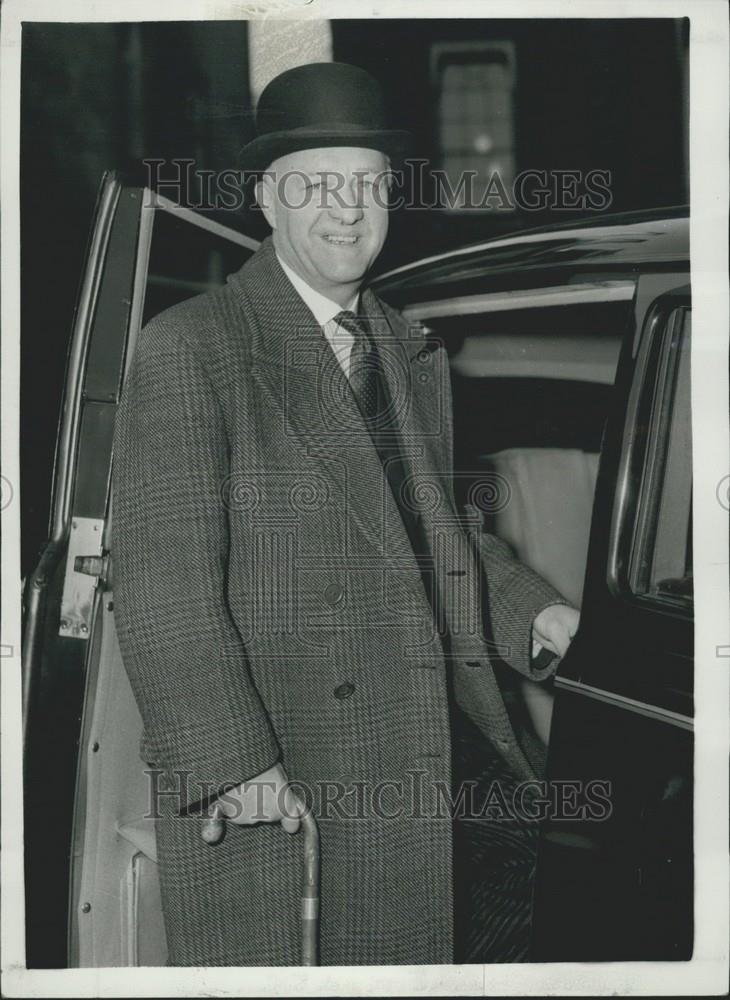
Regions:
[[276, 251, 359, 326]]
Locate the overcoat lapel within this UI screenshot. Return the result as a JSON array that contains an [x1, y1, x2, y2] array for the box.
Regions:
[[361, 286, 452, 487], [364, 289, 489, 652]]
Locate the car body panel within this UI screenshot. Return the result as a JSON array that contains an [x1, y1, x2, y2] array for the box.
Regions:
[[530, 283, 692, 960], [375, 211, 688, 307]]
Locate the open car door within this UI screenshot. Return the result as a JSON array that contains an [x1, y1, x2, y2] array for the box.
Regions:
[[22, 172, 260, 967], [531, 277, 693, 961]]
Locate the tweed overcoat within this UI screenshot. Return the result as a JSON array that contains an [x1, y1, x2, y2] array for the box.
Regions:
[[111, 236, 566, 967]]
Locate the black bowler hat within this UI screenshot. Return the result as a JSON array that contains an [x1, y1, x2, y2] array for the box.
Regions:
[[239, 62, 412, 171]]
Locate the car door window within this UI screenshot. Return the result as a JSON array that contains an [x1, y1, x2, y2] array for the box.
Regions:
[[629, 306, 692, 608], [141, 196, 258, 326]]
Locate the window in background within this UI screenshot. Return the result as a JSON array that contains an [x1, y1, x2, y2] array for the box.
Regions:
[[430, 41, 516, 212]]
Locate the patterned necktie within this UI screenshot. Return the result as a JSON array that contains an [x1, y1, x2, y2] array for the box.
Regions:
[[334, 309, 381, 428], [334, 310, 440, 625]]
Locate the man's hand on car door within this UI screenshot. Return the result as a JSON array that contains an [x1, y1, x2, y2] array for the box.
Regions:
[[532, 604, 580, 659]]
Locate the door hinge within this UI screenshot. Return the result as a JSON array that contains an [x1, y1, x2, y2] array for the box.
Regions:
[[59, 517, 106, 638], [74, 553, 111, 581]]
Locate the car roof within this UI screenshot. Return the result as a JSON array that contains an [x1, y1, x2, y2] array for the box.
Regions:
[[374, 207, 689, 302]]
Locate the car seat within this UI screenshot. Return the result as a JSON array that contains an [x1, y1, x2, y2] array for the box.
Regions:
[[482, 447, 599, 743]]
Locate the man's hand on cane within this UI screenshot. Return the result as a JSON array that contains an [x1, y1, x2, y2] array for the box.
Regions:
[[217, 762, 302, 834]]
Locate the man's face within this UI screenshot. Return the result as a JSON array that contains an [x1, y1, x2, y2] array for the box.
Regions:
[[258, 146, 390, 306]]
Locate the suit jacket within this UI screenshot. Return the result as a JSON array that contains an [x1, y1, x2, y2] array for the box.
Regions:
[[111, 236, 566, 966]]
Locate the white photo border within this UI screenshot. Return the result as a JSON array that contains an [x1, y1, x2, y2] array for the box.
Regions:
[[2, 1, 727, 995]]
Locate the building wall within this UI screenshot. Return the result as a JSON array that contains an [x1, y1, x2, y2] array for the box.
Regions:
[[332, 18, 688, 270]]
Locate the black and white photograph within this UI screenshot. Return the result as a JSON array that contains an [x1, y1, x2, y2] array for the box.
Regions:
[[1, 1, 728, 996]]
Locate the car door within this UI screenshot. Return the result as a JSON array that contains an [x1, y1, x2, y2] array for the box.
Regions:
[[22, 172, 259, 967], [531, 276, 693, 961]]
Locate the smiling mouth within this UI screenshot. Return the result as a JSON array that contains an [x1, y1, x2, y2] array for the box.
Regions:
[[321, 234, 360, 246]]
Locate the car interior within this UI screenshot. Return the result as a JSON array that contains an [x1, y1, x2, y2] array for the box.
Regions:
[[67, 202, 636, 966], [414, 296, 631, 742]]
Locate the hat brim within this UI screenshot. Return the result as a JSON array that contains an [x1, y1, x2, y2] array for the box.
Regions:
[[238, 126, 413, 173]]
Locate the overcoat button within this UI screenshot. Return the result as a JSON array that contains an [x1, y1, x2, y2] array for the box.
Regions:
[[323, 583, 345, 606], [334, 682, 355, 699]]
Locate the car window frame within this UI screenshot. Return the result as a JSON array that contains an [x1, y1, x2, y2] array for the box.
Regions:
[[607, 287, 693, 617]]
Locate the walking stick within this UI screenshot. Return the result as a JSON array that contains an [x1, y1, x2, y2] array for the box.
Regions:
[[200, 794, 320, 966]]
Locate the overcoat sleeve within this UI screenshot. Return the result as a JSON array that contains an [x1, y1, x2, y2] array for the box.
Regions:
[[111, 316, 280, 810]]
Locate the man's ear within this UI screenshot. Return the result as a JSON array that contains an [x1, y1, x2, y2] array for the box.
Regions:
[[256, 174, 277, 230]]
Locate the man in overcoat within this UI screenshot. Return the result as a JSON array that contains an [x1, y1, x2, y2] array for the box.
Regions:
[[112, 62, 578, 967]]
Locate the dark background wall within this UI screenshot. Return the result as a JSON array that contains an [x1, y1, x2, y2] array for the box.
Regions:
[[20, 18, 688, 575], [335, 18, 688, 266]]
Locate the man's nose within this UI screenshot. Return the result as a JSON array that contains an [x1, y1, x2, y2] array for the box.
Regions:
[[327, 182, 365, 223]]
